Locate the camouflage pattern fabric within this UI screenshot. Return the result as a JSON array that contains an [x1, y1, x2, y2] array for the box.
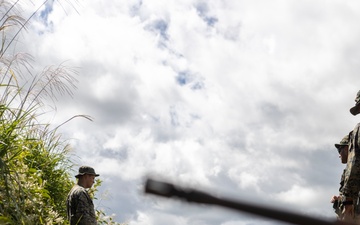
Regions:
[[340, 169, 346, 193], [334, 169, 346, 218], [67, 184, 97, 225], [342, 126, 360, 202]]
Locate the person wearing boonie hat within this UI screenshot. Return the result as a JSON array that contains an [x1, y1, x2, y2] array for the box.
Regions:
[[331, 133, 351, 220], [335, 134, 350, 164], [66, 166, 100, 225], [341, 90, 360, 224]]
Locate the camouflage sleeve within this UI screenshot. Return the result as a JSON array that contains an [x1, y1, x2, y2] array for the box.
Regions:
[[339, 169, 346, 194], [342, 124, 360, 200], [73, 190, 97, 225]]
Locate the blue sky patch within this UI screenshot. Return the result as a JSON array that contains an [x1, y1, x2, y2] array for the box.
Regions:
[[176, 71, 204, 90], [39, 0, 54, 22], [195, 2, 218, 27], [176, 71, 190, 86], [153, 19, 169, 40]]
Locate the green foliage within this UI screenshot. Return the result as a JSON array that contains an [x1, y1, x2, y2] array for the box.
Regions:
[[0, 84, 74, 224], [0, 1, 124, 224]]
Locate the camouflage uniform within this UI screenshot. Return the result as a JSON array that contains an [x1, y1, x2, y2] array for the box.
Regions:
[[333, 134, 351, 219], [67, 184, 97, 225], [342, 125, 360, 202], [341, 90, 360, 223]]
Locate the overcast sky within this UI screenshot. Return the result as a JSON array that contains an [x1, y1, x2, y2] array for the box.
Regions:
[[14, 0, 360, 224]]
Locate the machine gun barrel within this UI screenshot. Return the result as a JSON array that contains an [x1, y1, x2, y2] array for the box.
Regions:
[[144, 178, 354, 225]]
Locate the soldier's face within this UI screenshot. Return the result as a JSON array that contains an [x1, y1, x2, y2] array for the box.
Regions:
[[339, 146, 349, 164], [84, 174, 96, 188]]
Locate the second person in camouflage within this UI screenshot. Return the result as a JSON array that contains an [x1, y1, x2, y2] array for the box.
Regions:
[[331, 133, 351, 219]]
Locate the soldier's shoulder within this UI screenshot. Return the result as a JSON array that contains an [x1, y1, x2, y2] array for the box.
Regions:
[[70, 184, 86, 195], [353, 123, 360, 130]]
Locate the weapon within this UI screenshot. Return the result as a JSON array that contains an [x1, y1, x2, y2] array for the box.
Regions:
[[144, 178, 355, 225]]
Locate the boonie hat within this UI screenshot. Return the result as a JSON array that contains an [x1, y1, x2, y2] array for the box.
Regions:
[[75, 166, 100, 178], [335, 135, 350, 153], [350, 90, 360, 115]]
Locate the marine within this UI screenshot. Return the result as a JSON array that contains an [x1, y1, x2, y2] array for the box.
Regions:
[[341, 90, 360, 223], [66, 166, 99, 225], [331, 133, 351, 219]]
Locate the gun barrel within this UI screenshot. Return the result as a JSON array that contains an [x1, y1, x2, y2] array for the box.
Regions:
[[144, 178, 354, 225]]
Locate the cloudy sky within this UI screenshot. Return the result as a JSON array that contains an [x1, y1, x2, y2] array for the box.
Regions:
[[14, 0, 360, 224]]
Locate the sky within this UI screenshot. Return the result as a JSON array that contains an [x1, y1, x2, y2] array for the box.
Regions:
[[11, 0, 360, 224]]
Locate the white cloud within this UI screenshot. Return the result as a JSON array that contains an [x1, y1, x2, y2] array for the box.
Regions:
[[273, 184, 318, 206]]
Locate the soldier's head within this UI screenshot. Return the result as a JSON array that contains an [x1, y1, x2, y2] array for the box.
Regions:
[[75, 166, 99, 188], [335, 134, 350, 164], [350, 90, 360, 116]]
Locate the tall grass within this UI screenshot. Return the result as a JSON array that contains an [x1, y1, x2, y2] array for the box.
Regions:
[[0, 1, 87, 224]]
